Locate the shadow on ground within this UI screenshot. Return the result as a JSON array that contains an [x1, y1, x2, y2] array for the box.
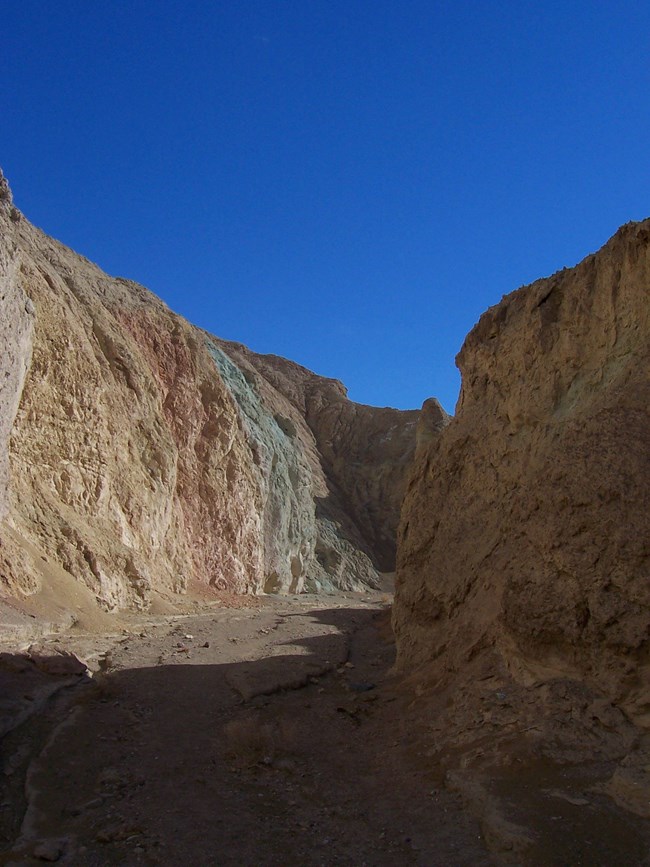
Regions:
[[0, 604, 648, 866]]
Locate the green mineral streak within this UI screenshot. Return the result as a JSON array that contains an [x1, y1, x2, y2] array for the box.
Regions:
[[205, 340, 376, 593], [205, 341, 291, 456], [205, 341, 311, 575]]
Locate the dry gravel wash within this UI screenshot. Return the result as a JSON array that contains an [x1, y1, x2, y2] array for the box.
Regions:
[[0, 593, 490, 866], [0, 593, 648, 866]]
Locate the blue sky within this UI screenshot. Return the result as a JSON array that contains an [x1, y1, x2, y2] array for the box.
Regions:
[[2, 2, 649, 412]]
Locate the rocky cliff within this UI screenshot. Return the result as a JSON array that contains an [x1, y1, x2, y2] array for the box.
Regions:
[[0, 172, 418, 625], [393, 220, 650, 814], [0, 175, 33, 523]]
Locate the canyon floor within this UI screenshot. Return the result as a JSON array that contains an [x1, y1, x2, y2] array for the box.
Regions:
[[0, 592, 648, 867]]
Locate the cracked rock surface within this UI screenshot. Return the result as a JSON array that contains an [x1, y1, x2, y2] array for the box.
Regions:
[[0, 169, 418, 628]]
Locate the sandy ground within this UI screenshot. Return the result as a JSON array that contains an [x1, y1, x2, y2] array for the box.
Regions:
[[0, 593, 648, 866], [0, 592, 492, 866]]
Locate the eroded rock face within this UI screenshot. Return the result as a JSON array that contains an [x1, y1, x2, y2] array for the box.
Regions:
[[219, 344, 421, 574], [394, 220, 650, 772], [0, 174, 418, 615], [0, 174, 33, 521]]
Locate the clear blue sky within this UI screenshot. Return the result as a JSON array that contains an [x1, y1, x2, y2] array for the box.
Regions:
[[2, 2, 649, 412]]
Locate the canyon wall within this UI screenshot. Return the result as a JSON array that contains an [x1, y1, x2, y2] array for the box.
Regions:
[[0, 171, 418, 619], [394, 220, 650, 794], [0, 176, 33, 522], [220, 344, 428, 572]]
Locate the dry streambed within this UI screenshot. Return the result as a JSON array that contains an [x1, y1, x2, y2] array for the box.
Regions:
[[1, 594, 647, 866], [0, 593, 490, 866]]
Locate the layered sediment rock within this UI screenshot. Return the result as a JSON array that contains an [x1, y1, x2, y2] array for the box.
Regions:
[[0, 171, 418, 617], [394, 220, 650, 781]]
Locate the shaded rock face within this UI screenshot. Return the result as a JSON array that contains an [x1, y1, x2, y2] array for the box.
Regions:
[[0, 173, 418, 613], [393, 220, 650, 771]]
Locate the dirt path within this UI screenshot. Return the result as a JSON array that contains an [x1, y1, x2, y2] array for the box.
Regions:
[[1, 593, 492, 866]]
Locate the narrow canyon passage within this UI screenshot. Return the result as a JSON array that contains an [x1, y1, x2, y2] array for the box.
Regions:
[[1, 594, 491, 866]]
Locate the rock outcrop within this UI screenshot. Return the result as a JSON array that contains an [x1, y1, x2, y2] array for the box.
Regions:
[[219, 344, 426, 572], [394, 220, 650, 798], [0, 177, 33, 522], [0, 171, 418, 621]]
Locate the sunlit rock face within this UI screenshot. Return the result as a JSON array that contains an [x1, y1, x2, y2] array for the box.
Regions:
[[0, 175, 33, 523], [0, 171, 418, 613], [393, 219, 650, 768]]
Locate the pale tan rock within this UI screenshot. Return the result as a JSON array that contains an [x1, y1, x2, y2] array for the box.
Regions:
[[0, 169, 33, 522], [0, 174, 418, 617], [394, 219, 650, 768]]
